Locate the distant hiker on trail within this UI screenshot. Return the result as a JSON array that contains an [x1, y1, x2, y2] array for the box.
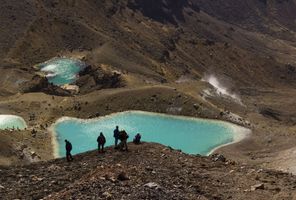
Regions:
[[97, 132, 106, 153], [65, 140, 73, 162], [133, 133, 141, 145], [113, 126, 120, 149], [118, 130, 129, 151], [31, 129, 37, 138]]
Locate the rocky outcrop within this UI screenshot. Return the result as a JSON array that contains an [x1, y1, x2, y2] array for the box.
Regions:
[[76, 65, 124, 94], [21, 75, 71, 96], [21, 75, 49, 93]]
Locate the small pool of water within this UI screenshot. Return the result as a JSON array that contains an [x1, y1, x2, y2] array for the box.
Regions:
[[52, 111, 249, 157], [0, 115, 27, 130], [40, 58, 85, 86]]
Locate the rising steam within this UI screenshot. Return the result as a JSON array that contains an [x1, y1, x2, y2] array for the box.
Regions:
[[202, 75, 242, 104]]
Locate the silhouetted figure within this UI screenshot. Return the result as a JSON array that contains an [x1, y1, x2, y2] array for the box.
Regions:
[[31, 129, 37, 138], [97, 132, 106, 153], [119, 130, 129, 151], [133, 133, 141, 144], [113, 126, 120, 149], [65, 140, 73, 162]]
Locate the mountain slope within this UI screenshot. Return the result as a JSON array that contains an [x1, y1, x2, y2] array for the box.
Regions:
[[1, 0, 296, 96], [194, 0, 296, 39], [0, 0, 296, 193]]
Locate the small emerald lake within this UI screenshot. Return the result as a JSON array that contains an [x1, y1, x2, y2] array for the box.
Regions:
[[0, 115, 27, 130], [52, 111, 249, 157], [40, 58, 85, 86]]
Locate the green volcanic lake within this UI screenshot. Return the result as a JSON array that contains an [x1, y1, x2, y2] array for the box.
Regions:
[[52, 111, 249, 157], [40, 58, 85, 86], [0, 115, 27, 130]]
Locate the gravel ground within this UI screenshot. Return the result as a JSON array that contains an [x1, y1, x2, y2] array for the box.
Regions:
[[1, 143, 296, 200]]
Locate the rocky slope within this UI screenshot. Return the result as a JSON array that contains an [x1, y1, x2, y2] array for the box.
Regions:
[[1, 0, 296, 95], [194, 0, 296, 39], [0, 1, 296, 199], [1, 143, 295, 200]]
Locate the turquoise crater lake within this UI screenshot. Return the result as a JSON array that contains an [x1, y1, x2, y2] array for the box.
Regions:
[[40, 58, 85, 86], [0, 115, 27, 130], [52, 111, 249, 157]]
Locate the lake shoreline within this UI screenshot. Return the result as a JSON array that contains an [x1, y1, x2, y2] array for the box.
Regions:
[[50, 110, 251, 158], [1, 85, 294, 176], [0, 115, 27, 130]]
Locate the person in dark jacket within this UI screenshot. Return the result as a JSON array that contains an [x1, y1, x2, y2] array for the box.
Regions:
[[97, 132, 106, 153], [113, 126, 120, 149], [118, 130, 129, 151], [133, 133, 141, 144], [65, 140, 73, 162]]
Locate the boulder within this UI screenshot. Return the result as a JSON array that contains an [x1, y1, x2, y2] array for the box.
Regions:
[[117, 172, 129, 181], [211, 154, 226, 162], [102, 192, 112, 200], [251, 183, 264, 191], [61, 84, 80, 94], [144, 182, 161, 190]]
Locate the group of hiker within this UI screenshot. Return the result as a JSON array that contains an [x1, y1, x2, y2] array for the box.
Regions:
[[65, 126, 142, 162]]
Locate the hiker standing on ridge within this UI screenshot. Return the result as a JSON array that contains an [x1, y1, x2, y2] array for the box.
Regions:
[[65, 140, 73, 162], [119, 130, 129, 151], [113, 126, 120, 149], [97, 132, 106, 153], [133, 133, 141, 144]]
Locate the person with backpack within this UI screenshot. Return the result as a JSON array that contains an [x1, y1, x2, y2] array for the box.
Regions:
[[133, 133, 141, 144], [65, 139, 73, 162], [97, 132, 106, 153], [119, 130, 129, 151], [113, 126, 120, 149]]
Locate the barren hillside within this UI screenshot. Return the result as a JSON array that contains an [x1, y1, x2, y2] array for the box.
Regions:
[[0, 1, 296, 199]]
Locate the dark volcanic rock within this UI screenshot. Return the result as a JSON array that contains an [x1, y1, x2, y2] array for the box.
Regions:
[[76, 65, 123, 94], [211, 153, 227, 162], [117, 171, 129, 181], [21, 75, 71, 96], [21, 75, 49, 93], [259, 107, 282, 121]]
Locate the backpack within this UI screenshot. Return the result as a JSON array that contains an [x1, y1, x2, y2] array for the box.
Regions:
[[66, 142, 72, 151], [97, 135, 106, 144], [121, 131, 129, 140]]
